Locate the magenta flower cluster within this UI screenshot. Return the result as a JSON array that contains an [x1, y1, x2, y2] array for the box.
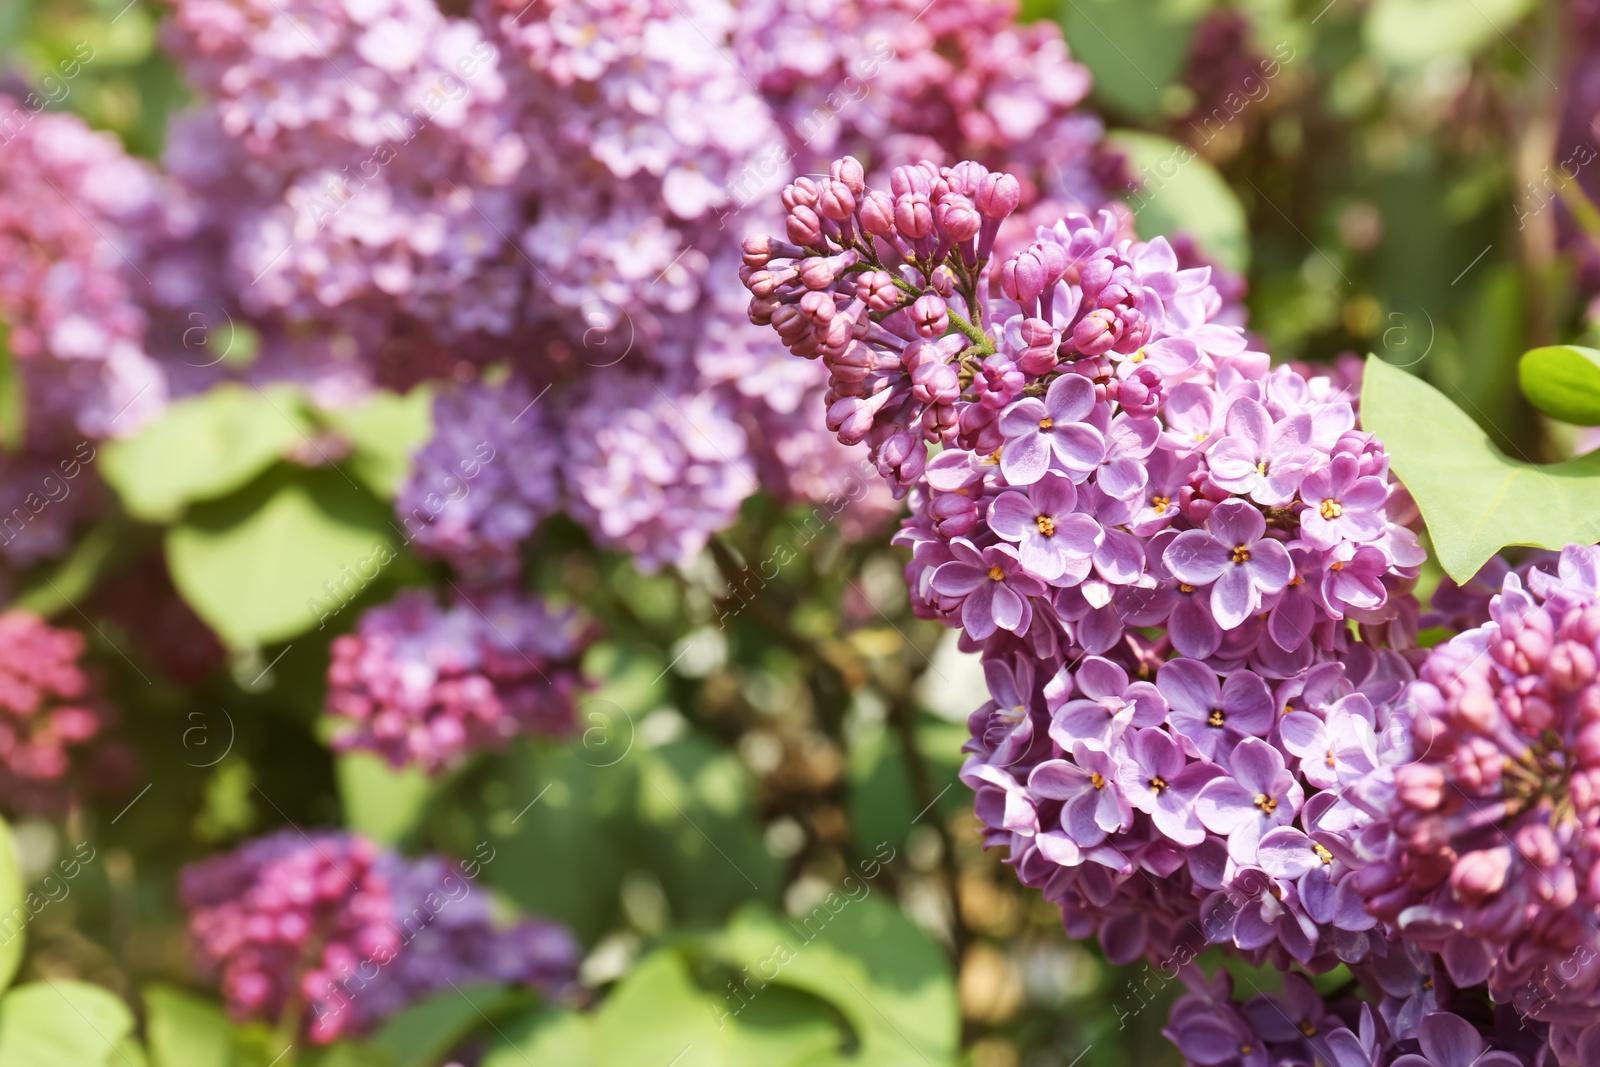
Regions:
[[741, 156, 1425, 975], [181, 830, 577, 1043], [1350, 545, 1600, 1056], [0, 610, 106, 815], [326, 590, 594, 774]]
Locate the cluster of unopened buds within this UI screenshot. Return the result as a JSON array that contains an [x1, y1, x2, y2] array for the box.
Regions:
[[741, 157, 1600, 1066], [0, 610, 106, 814]]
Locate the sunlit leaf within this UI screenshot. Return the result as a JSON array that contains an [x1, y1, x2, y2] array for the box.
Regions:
[[1107, 131, 1250, 273], [314, 388, 434, 499], [1362, 354, 1600, 580], [165, 467, 405, 648], [101, 384, 310, 523], [0, 980, 137, 1067], [144, 985, 233, 1067]]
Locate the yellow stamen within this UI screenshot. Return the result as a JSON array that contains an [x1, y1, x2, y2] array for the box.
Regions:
[[987, 565, 1006, 581], [1036, 514, 1056, 536], [1253, 794, 1278, 815], [1312, 842, 1335, 865], [1207, 708, 1226, 728], [1149, 775, 1168, 794], [1231, 544, 1252, 564], [1151, 495, 1170, 514], [1090, 772, 1106, 789], [1320, 498, 1343, 520], [1039, 417, 1054, 431]]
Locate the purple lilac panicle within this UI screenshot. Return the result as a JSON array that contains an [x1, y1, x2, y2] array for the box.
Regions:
[[326, 589, 593, 774], [741, 156, 1425, 975]]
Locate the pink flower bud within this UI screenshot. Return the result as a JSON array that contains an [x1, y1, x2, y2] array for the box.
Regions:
[[1450, 847, 1511, 902], [895, 192, 934, 239], [1072, 307, 1119, 356], [856, 270, 900, 312], [934, 192, 980, 242], [910, 356, 960, 405], [1016, 318, 1059, 376], [819, 179, 857, 221], [929, 265, 956, 296], [974, 171, 1021, 218], [799, 256, 838, 290], [829, 155, 865, 193], [859, 190, 895, 238], [786, 204, 823, 247], [931, 491, 978, 537], [1515, 823, 1559, 870], [782, 176, 820, 210], [1395, 763, 1446, 810], [911, 294, 948, 337], [797, 289, 835, 326], [943, 159, 990, 196]]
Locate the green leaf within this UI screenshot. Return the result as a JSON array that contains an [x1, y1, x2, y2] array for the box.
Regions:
[[1058, 0, 1201, 118], [165, 467, 405, 648], [0, 980, 137, 1067], [0, 817, 24, 993], [1362, 354, 1600, 580], [636, 734, 781, 925], [10, 521, 123, 620], [368, 984, 515, 1067], [592, 950, 839, 1067], [1107, 131, 1250, 273], [335, 752, 437, 848], [314, 389, 434, 499], [1365, 0, 1537, 67], [714, 900, 958, 1067], [301, 1044, 393, 1067], [482, 1008, 594, 1067], [1519, 345, 1600, 426], [0, 323, 23, 452], [144, 985, 234, 1067], [101, 384, 311, 523]]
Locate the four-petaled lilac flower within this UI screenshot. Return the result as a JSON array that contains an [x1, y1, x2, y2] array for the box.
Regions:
[[1156, 659, 1274, 762], [1298, 453, 1388, 549], [987, 472, 1103, 583], [1165, 500, 1293, 630], [1080, 412, 1161, 501], [1195, 738, 1304, 864], [1049, 655, 1166, 747], [1030, 741, 1131, 846], [996, 374, 1105, 485], [1207, 397, 1315, 506], [1116, 727, 1224, 846], [931, 538, 1046, 640]]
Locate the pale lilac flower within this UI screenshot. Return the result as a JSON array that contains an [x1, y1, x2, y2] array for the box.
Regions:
[[1049, 655, 1165, 747], [1029, 741, 1130, 845], [996, 374, 1104, 486], [987, 471, 1102, 582], [1157, 659, 1274, 762], [930, 539, 1046, 640], [1165, 500, 1293, 630], [1207, 398, 1315, 506], [1298, 453, 1388, 549], [1195, 738, 1305, 864], [1116, 727, 1223, 846]]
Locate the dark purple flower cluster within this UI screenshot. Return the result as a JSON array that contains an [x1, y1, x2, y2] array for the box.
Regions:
[[326, 590, 593, 774], [0, 610, 107, 815], [1163, 966, 1530, 1067], [741, 158, 1425, 970], [1350, 545, 1600, 1052], [181, 831, 577, 1044]]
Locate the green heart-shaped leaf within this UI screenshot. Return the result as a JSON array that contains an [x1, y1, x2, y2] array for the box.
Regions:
[[1362, 354, 1600, 580]]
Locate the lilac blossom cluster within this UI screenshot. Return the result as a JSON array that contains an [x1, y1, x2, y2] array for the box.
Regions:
[[1163, 967, 1537, 1067], [181, 830, 577, 1043], [1348, 545, 1600, 1055], [326, 589, 594, 774], [741, 154, 1428, 974], [152, 0, 1120, 577], [0, 610, 106, 815]]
